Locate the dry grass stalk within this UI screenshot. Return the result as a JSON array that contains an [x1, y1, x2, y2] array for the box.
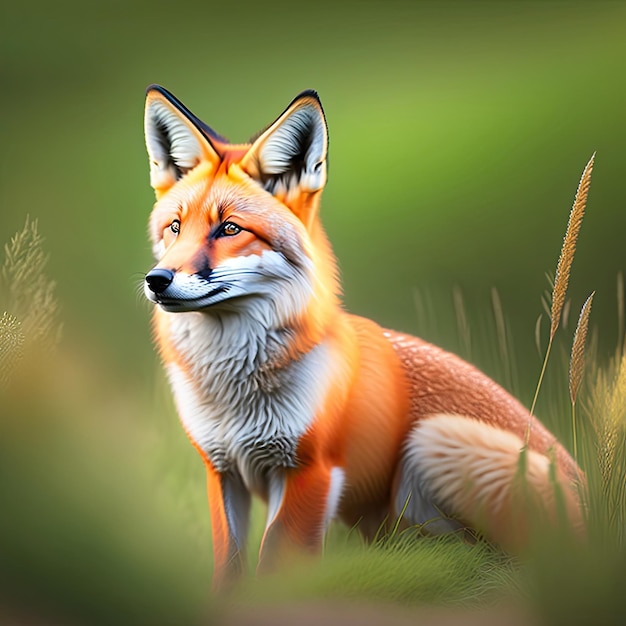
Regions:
[[569, 292, 595, 406], [491, 287, 514, 391], [525, 154, 595, 448], [1, 216, 61, 349], [534, 314, 543, 358], [452, 286, 471, 358], [0, 312, 24, 388], [568, 292, 594, 463], [617, 271, 624, 359], [608, 351, 626, 428], [0, 217, 61, 389], [550, 153, 595, 340], [598, 400, 621, 495], [588, 352, 626, 491]]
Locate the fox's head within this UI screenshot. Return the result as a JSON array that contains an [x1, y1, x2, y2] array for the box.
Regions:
[[143, 86, 338, 332]]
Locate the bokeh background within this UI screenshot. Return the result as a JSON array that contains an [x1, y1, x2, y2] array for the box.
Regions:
[[1, 1, 625, 623]]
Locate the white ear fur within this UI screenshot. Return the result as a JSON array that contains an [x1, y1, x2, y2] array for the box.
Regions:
[[243, 92, 328, 197], [144, 88, 218, 192]]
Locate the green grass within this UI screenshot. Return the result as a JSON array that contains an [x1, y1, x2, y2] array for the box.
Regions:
[[234, 531, 519, 609]]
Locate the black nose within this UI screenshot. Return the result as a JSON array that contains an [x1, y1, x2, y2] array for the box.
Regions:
[[145, 268, 174, 294]]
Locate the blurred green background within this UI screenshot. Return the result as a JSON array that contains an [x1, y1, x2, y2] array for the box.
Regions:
[[1, 1, 625, 623]]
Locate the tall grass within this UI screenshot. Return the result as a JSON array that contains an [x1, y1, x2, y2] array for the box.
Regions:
[[0, 216, 60, 389], [525, 153, 595, 446]]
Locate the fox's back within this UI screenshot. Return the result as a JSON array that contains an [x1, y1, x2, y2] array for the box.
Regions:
[[383, 328, 579, 480], [330, 318, 582, 542]]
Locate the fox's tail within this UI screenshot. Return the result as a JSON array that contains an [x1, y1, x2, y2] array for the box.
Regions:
[[395, 414, 584, 548]]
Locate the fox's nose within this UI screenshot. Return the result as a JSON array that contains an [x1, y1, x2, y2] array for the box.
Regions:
[[145, 268, 174, 294]]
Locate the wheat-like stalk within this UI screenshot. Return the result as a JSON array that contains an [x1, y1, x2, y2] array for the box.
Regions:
[[569, 292, 595, 406], [568, 292, 594, 463], [550, 153, 595, 340], [588, 351, 626, 492], [525, 154, 595, 447]]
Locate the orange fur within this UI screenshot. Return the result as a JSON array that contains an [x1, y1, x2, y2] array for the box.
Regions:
[[143, 86, 584, 587]]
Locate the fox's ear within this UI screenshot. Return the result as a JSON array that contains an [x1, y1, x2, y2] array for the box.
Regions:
[[144, 85, 222, 198], [241, 90, 328, 223]]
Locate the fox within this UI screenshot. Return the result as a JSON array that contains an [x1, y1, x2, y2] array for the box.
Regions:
[[142, 85, 584, 588]]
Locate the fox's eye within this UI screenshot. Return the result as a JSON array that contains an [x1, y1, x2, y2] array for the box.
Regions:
[[219, 222, 241, 237], [170, 220, 180, 235]]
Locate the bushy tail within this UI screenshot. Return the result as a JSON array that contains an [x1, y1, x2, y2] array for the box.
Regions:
[[403, 414, 584, 549]]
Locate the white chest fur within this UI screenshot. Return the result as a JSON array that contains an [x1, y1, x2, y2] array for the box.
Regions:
[[164, 310, 333, 492]]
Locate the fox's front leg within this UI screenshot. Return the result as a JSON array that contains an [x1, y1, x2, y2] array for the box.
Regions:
[[258, 462, 343, 573], [204, 462, 251, 590]]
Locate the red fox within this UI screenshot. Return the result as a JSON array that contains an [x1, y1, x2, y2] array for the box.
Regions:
[[143, 86, 583, 587]]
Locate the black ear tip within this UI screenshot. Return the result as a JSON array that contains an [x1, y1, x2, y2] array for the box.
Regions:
[[299, 89, 320, 100], [288, 89, 325, 120], [295, 89, 322, 106], [146, 84, 173, 98]]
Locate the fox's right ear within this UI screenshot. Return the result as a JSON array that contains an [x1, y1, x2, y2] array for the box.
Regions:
[[144, 86, 222, 198]]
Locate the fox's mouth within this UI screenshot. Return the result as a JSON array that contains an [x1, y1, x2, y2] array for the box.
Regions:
[[149, 285, 230, 312]]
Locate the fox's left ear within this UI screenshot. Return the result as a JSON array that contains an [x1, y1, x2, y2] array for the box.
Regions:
[[241, 90, 328, 225]]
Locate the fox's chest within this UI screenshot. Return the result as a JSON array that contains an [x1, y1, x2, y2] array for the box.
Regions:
[[167, 363, 300, 485], [163, 312, 333, 491]]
